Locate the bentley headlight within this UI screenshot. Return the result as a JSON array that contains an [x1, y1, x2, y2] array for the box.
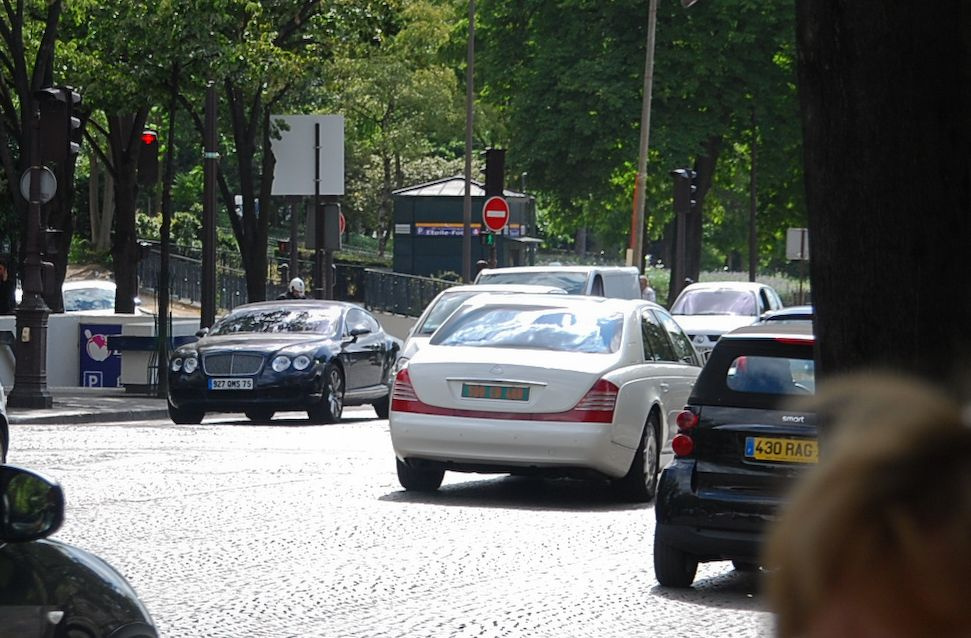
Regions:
[[183, 356, 199, 374], [272, 355, 292, 372], [293, 354, 312, 371], [170, 357, 183, 372]]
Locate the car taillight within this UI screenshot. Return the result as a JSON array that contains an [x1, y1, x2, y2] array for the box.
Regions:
[[391, 368, 420, 411], [567, 379, 619, 423], [676, 410, 699, 430], [672, 433, 694, 457]]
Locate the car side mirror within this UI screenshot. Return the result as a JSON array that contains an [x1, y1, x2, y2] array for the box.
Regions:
[[0, 465, 64, 543], [349, 327, 371, 338], [195, 327, 209, 338]]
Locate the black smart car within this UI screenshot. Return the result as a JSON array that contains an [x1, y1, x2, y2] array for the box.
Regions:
[[167, 300, 401, 424], [0, 465, 157, 637], [653, 323, 817, 587]]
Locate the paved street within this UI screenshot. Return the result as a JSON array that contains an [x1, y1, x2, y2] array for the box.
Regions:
[[7, 408, 772, 638]]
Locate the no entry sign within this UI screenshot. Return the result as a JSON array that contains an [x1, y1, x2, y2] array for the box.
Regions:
[[482, 196, 510, 232]]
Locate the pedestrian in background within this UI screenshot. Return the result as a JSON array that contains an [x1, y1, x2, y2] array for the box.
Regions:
[[278, 277, 307, 300], [639, 275, 656, 302], [763, 373, 971, 638]]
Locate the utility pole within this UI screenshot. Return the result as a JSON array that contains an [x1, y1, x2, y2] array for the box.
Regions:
[[630, 0, 659, 273], [462, 0, 475, 283], [202, 81, 218, 328]]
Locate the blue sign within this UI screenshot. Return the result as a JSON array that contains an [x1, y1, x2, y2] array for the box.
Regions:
[[79, 323, 122, 387]]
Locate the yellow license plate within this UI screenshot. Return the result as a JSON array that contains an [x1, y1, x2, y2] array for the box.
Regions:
[[745, 436, 818, 463]]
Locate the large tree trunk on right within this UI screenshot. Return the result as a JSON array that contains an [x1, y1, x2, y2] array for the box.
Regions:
[[795, 2, 971, 385]]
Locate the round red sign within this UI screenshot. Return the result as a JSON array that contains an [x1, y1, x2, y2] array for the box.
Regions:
[[481, 196, 510, 232], [339, 211, 346, 234]]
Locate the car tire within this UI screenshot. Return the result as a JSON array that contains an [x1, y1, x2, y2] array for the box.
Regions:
[[396, 458, 444, 492], [308, 364, 344, 424], [612, 413, 660, 502], [0, 419, 8, 464], [654, 536, 699, 588], [167, 399, 204, 425], [244, 408, 275, 423], [372, 394, 390, 419]]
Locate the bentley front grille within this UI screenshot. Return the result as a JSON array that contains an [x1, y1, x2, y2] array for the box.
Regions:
[[202, 353, 265, 376]]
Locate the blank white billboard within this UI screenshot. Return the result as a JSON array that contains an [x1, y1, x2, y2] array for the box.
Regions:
[[270, 114, 344, 196]]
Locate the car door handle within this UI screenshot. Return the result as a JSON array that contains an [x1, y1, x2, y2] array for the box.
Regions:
[[659, 382, 670, 392]]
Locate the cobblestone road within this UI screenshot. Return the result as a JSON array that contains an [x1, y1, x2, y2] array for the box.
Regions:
[[8, 408, 773, 637]]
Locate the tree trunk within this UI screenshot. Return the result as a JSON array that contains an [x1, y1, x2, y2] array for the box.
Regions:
[[107, 112, 149, 314], [795, 2, 971, 383]]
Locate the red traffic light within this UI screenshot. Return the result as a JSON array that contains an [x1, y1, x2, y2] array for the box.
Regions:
[[140, 131, 158, 145]]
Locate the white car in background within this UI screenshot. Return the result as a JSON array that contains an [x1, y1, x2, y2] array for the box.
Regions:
[[16, 279, 146, 314], [390, 294, 702, 502], [393, 284, 566, 371], [670, 281, 783, 354]]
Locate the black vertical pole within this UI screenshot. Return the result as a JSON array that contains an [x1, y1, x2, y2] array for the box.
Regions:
[[9, 104, 52, 408], [201, 81, 217, 327], [157, 65, 180, 397], [313, 123, 324, 299], [289, 196, 299, 279]]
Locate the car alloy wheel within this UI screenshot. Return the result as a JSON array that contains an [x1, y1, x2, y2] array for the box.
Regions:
[[613, 413, 660, 502], [308, 364, 344, 423]]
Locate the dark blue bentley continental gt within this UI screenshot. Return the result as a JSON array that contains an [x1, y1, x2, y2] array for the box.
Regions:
[[167, 300, 401, 424]]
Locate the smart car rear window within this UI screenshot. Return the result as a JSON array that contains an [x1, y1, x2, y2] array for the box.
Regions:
[[726, 355, 815, 395], [431, 304, 623, 353]]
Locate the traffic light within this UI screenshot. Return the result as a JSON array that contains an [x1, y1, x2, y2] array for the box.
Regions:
[[485, 148, 505, 197], [36, 86, 81, 167], [671, 168, 697, 214], [137, 130, 159, 186], [479, 230, 495, 246]]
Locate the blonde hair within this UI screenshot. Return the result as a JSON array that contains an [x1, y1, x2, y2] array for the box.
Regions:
[[764, 373, 971, 637]]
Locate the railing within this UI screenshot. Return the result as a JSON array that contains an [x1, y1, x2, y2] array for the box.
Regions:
[[138, 250, 369, 312], [364, 269, 453, 317]]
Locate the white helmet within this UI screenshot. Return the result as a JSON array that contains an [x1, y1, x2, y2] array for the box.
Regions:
[[288, 277, 306, 296]]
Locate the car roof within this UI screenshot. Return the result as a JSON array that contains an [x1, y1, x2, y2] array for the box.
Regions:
[[477, 265, 638, 275], [680, 281, 772, 293], [722, 322, 814, 340], [457, 292, 652, 312], [442, 283, 567, 294], [62, 279, 116, 290], [231, 299, 358, 311], [761, 305, 814, 318]]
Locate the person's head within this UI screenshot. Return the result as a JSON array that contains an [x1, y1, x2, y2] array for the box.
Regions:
[[288, 277, 306, 298], [639, 275, 649, 290], [763, 373, 971, 638]]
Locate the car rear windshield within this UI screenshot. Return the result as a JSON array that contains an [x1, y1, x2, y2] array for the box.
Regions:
[[671, 289, 756, 316], [210, 307, 341, 336], [476, 272, 587, 294], [431, 304, 624, 353], [64, 287, 115, 312], [726, 355, 815, 395], [691, 338, 814, 408], [416, 291, 481, 335]]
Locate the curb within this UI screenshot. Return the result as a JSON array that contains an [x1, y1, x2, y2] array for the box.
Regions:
[[9, 408, 171, 426]]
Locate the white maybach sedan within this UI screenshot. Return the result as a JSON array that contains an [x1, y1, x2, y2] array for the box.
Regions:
[[389, 294, 703, 501]]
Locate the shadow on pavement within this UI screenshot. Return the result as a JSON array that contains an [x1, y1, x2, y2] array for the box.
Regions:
[[379, 474, 653, 513], [649, 566, 767, 612]]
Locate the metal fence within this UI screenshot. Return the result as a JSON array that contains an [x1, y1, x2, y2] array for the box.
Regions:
[[138, 249, 371, 313], [363, 269, 454, 317]]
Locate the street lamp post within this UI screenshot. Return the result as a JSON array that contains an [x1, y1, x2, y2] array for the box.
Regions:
[[9, 104, 52, 409]]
